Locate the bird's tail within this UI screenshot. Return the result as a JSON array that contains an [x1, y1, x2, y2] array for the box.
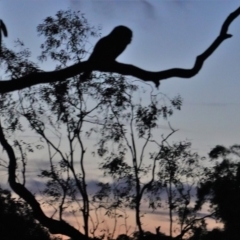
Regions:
[[0, 20, 8, 37], [0, 20, 7, 54]]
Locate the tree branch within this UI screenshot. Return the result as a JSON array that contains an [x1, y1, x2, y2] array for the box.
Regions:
[[0, 123, 89, 240], [175, 212, 215, 239], [0, 7, 240, 92]]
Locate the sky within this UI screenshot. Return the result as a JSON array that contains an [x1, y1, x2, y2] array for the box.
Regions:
[[1, 0, 240, 155], [0, 0, 240, 237]]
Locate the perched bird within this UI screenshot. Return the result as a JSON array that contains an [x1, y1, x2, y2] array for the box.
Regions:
[[81, 25, 132, 81]]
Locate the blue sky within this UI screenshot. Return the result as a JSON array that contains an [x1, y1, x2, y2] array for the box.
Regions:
[[1, 1, 240, 156]]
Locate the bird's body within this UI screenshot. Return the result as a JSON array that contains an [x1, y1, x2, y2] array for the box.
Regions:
[[81, 26, 132, 81]]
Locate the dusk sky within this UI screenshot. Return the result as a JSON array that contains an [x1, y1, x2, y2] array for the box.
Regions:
[[0, 0, 240, 237], [1, 0, 240, 155]]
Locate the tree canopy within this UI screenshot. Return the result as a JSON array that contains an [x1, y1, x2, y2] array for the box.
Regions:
[[0, 186, 60, 240]]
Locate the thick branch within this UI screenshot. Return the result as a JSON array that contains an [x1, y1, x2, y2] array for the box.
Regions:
[[0, 124, 89, 240], [0, 7, 240, 93]]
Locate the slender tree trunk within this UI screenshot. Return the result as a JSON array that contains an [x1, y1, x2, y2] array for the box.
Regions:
[[169, 180, 173, 238], [82, 179, 89, 238], [136, 197, 143, 236], [83, 198, 89, 238], [133, 157, 143, 237]]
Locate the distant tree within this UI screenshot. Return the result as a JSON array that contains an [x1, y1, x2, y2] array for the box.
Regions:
[[116, 234, 131, 240], [92, 80, 182, 237], [132, 229, 173, 240], [188, 227, 225, 240], [195, 145, 240, 240], [93, 79, 211, 239], [201, 228, 225, 240], [155, 142, 210, 239]]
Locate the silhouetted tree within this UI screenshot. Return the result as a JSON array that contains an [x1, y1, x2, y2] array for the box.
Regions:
[[0, 7, 239, 240], [201, 228, 225, 240], [93, 82, 182, 237], [116, 234, 131, 240], [196, 145, 240, 240], [155, 142, 209, 239], [0, 10, 101, 240], [0, 186, 60, 240], [188, 227, 226, 240]]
